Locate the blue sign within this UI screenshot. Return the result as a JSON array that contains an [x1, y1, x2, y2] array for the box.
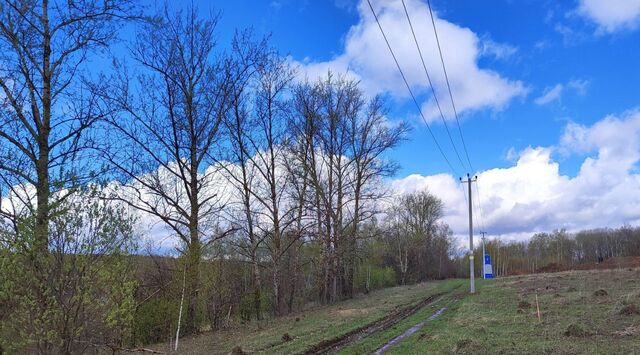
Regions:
[[483, 253, 493, 279]]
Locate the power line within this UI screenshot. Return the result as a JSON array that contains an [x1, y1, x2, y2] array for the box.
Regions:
[[425, 0, 489, 254], [366, 0, 459, 177], [401, 0, 468, 173], [426, 0, 474, 173]]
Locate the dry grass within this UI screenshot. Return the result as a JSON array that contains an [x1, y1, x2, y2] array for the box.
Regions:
[[149, 279, 462, 354], [384, 268, 640, 354]]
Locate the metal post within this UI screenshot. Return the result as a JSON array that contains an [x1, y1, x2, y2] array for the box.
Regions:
[[481, 231, 486, 279]]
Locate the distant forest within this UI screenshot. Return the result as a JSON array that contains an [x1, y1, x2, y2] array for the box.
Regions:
[[476, 226, 640, 277], [0, 1, 639, 353]]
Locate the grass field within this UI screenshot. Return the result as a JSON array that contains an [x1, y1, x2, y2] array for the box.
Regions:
[[152, 268, 640, 354], [370, 268, 640, 354], [151, 279, 463, 354]]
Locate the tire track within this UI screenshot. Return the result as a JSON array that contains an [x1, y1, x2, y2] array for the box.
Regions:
[[372, 293, 463, 354], [300, 286, 461, 354]]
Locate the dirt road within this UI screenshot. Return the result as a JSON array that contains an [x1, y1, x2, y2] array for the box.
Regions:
[[301, 286, 463, 354]]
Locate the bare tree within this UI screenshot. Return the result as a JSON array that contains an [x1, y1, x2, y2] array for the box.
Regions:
[[0, 1, 137, 352], [0, 0, 136, 250], [248, 53, 297, 315], [217, 34, 269, 320], [220, 49, 299, 316], [344, 95, 409, 296], [289, 73, 407, 302], [97, 6, 244, 335]]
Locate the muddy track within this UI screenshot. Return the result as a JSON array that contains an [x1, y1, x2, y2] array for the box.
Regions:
[[372, 292, 465, 354], [300, 288, 458, 355]]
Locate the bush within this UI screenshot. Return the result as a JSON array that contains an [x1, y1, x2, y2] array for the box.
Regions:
[[133, 296, 178, 345], [355, 264, 396, 292]]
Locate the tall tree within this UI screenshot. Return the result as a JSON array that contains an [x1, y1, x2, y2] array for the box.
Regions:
[[0, 0, 136, 251], [344, 95, 409, 296], [390, 190, 444, 282], [248, 53, 296, 315], [98, 6, 246, 335], [217, 35, 269, 320], [290, 73, 407, 302]]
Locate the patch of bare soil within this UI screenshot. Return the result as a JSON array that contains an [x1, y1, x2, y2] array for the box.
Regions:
[[518, 300, 531, 309], [564, 324, 591, 337], [619, 304, 639, 316], [528, 257, 640, 275], [593, 289, 608, 297], [373, 305, 449, 355], [335, 308, 369, 316]]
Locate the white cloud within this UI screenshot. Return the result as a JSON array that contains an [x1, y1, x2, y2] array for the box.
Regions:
[[567, 79, 590, 95], [577, 0, 640, 33], [534, 79, 590, 106], [391, 109, 640, 244], [6, 110, 639, 252], [294, 0, 526, 123], [534, 84, 563, 105], [480, 37, 518, 60]]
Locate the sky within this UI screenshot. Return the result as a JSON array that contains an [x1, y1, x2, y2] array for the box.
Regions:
[[194, 0, 640, 244], [45, 0, 637, 249]]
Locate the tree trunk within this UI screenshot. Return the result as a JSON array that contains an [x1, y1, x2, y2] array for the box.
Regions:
[[252, 251, 262, 320], [36, 0, 52, 255], [185, 236, 201, 335]]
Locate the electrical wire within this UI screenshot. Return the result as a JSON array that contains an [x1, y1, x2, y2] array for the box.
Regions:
[[401, 0, 468, 173], [366, 0, 459, 177], [426, 0, 474, 173]]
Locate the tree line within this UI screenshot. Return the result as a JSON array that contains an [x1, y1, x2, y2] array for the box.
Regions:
[[469, 226, 640, 277]]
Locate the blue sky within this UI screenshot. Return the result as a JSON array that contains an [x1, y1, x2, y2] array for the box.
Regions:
[[127, 0, 640, 244], [202, 0, 640, 241], [205, 0, 640, 180]]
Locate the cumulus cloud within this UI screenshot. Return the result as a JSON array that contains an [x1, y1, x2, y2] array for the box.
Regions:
[[577, 0, 640, 33], [294, 0, 526, 122], [391, 109, 640, 244]]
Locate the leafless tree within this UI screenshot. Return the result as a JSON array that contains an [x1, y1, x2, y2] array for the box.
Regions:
[[289, 73, 407, 302], [344, 95, 409, 296], [248, 53, 297, 315], [0, 0, 137, 250], [216, 34, 269, 320], [96, 5, 245, 335]]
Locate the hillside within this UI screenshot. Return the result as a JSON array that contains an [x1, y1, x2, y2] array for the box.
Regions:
[[152, 268, 640, 354]]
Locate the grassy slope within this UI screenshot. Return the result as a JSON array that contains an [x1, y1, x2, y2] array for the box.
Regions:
[[382, 268, 640, 354], [152, 279, 463, 354]]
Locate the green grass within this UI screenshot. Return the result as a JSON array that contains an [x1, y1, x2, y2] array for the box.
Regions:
[[151, 279, 463, 354], [152, 268, 640, 354], [384, 268, 640, 354]]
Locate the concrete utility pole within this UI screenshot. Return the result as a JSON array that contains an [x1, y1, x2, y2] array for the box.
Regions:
[[460, 174, 477, 293], [480, 231, 487, 279]]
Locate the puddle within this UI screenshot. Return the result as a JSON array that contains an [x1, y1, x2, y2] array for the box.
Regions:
[[373, 307, 447, 355]]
